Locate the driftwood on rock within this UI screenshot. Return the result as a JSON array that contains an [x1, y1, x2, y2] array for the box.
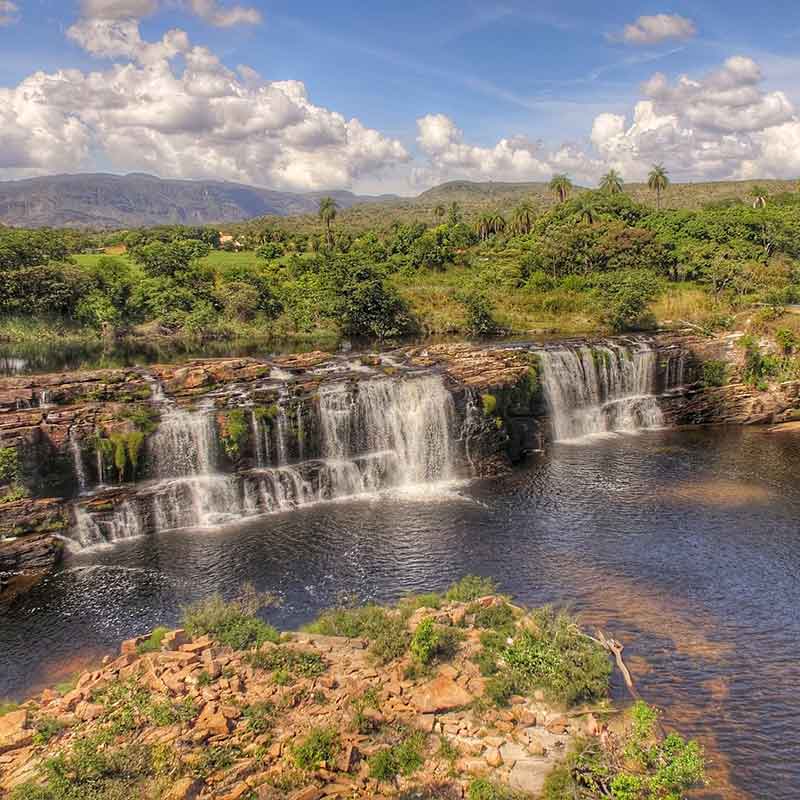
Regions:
[[595, 630, 639, 700]]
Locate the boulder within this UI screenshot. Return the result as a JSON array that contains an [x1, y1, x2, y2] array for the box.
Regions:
[[164, 777, 204, 800], [0, 710, 32, 754], [408, 675, 473, 714]]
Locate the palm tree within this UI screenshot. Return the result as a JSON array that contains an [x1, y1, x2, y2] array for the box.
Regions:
[[750, 185, 768, 209], [648, 164, 669, 210], [549, 174, 572, 204], [600, 169, 624, 195], [476, 212, 493, 241], [434, 204, 446, 224], [490, 212, 506, 236], [577, 199, 598, 224], [511, 200, 536, 235], [318, 196, 338, 246]]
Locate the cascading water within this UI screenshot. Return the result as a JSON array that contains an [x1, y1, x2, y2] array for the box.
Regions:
[[70, 373, 460, 546], [68, 429, 88, 495], [242, 374, 457, 511], [538, 342, 664, 441]]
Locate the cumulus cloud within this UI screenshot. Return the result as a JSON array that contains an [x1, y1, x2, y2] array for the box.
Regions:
[[415, 113, 600, 186], [591, 56, 798, 180], [0, 1, 20, 26], [2, 18, 407, 190], [617, 14, 696, 45], [187, 0, 261, 27]]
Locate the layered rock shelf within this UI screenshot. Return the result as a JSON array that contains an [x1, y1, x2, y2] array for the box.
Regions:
[[1, 332, 798, 609]]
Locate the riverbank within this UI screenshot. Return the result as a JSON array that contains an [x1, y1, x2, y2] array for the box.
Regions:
[[0, 581, 704, 799]]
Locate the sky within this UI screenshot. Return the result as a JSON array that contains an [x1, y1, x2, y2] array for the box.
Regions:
[[3, 1, 800, 195]]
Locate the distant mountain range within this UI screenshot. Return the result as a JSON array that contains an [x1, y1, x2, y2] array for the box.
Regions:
[[0, 173, 399, 229], [0, 173, 797, 229]]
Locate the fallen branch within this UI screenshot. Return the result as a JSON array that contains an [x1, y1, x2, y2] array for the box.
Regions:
[[594, 629, 639, 700]]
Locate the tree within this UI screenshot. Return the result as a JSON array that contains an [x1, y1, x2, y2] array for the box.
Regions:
[[648, 164, 669, 210], [448, 201, 462, 226], [549, 174, 573, 204], [318, 197, 338, 247], [434, 204, 446, 224], [490, 212, 506, 236], [476, 213, 493, 241], [600, 169, 624, 195], [511, 200, 536, 235], [750, 185, 768, 209]]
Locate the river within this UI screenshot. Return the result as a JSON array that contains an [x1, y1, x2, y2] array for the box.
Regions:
[[1, 426, 798, 799]]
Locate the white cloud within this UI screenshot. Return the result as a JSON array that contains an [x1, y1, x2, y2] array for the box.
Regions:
[[2, 20, 408, 190], [617, 14, 696, 45], [415, 113, 600, 186], [0, 0, 20, 26], [77, 0, 260, 27], [80, 0, 158, 19], [591, 56, 798, 181], [187, 0, 261, 27]]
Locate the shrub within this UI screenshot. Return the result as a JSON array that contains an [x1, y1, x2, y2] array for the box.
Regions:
[[502, 608, 611, 706], [445, 576, 497, 602], [458, 289, 499, 337], [292, 728, 340, 771], [350, 687, 381, 734], [467, 778, 527, 800], [410, 619, 463, 666], [542, 703, 705, 800], [32, 716, 64, 746], [368, 731, 426, 783], [181, 589, 279, 651], [701, 360, 727, 387], [192, 745, 240, 778], [398, 592, 442, 611]]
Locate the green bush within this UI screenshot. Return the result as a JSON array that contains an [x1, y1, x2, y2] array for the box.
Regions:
[[410, 619, 463, 666], [242, 701, 276, 735], [368, 731, 426, 783], [701, 360, 727, 387], [471, 602, 516, 634], [292, 728, 340, 771], [444, 575, 497, 602], [542, 702, 705, 800]]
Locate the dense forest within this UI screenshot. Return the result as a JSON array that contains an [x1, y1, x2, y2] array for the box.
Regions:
[[2, 174, 800, 348]]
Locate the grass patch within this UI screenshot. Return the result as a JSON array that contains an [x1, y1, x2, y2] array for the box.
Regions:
[[243, 701, 277, 736], [32, 716, 65, 746], [181, 587, 279, 651], [304, 603, 410, 664], [467, 778, 528, 800], [136, 627, 168, 655], [292, 727, 340, 771], [469, 601, 516, 635], [444, 575, 497, 602], [350, 687, 381, 734], [479, 607, 611, 707], [368, 731, 427, 784], [191, 745, 240, 779], [397, 592, 442, 612], [93, 679, 197, 734], [0, 700, 19, 716], [246, 647, 327, 684], [9, 735, 181, 800]]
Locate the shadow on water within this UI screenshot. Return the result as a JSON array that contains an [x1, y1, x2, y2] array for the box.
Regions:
[[2, 427, 799, 798]]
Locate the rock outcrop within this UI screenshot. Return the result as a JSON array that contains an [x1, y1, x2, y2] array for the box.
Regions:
[[0, 596, 598, 799]]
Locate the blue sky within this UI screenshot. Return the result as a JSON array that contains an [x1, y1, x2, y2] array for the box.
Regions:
[[2, 0, 800, 192]]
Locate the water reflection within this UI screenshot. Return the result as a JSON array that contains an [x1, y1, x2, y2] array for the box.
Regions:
[[2, 428, 799, 798]]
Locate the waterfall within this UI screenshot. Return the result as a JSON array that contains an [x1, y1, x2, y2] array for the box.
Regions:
[[538, 342, 664, 441], [149, 405, 216, 479], [69, 430, 88, 494], [70, 373, 459, 545]]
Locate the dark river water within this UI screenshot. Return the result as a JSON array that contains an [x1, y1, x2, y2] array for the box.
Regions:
[[2, 427, 799, 799]]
